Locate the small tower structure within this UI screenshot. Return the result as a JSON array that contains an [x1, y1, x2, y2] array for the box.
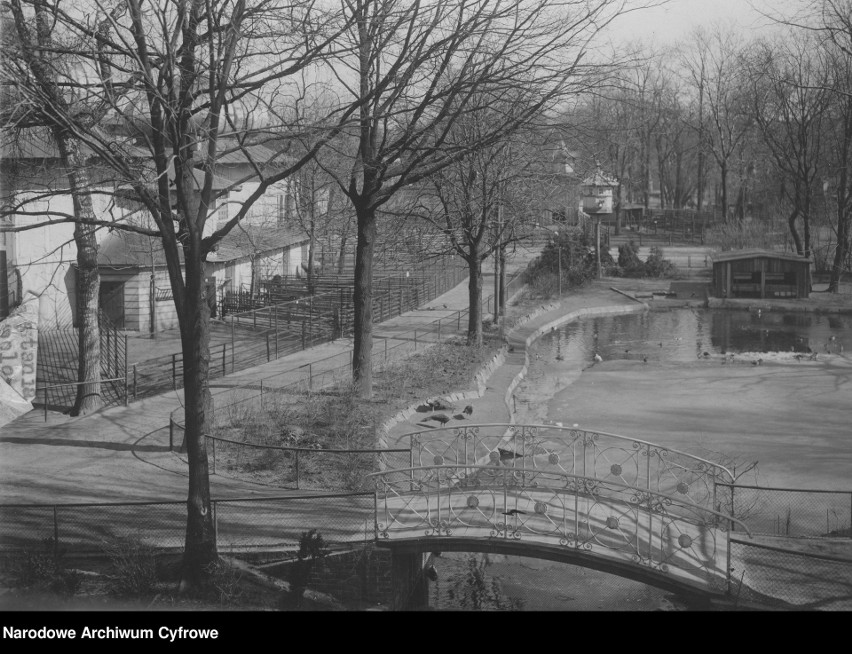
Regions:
[[581, 164, 618, 216]]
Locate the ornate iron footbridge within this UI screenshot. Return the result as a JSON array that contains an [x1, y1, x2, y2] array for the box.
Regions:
[[367, 424, 751, 598]]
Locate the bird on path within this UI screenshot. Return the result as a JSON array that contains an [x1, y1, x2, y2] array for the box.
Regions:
[[497, 447, 524, 461], [463, 405, 473, 416], [425, 413, 452, 424], [593, 353, 603, 363], [642, 356, 648, 363]]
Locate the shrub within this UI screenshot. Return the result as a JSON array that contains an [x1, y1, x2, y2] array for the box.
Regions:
[[201, 559, 245, 607], [102, 537, 159, 597], [643, 247, 678, 278], [10, 538, 80, 596], [618, 240, 644, 275]]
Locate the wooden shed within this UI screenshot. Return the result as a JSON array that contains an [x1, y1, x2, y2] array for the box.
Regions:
[[711, 249, 812, 299]]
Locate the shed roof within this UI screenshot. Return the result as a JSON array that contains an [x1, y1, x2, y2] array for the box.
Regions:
[[581, 165, 617, 187], [97, 223, 308, 269], [211, 224, 309, 262], [97, 231, 181, 269], [710, 249, 813, 264]]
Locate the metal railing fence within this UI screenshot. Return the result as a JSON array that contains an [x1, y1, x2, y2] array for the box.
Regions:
[[34, 377, 129, 422], [126, 258, 469, 402], [167, 273, 523, 477]]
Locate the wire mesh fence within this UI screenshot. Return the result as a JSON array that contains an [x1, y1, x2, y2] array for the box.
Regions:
[[0, 494, 376, 559], [206, 436, 411, 492], [717, 484, 852, 539], [730, 538, 852, 610], [2, 485, 850, 610]]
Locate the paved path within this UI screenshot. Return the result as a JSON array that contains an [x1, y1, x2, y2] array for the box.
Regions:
[[3, 245, 849, 610], [0, 245, 551, 504]]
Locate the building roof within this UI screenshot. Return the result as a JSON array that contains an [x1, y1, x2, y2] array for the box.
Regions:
[[582, 165, 618, 187], [97, 231, 182, 269], [0, 127, 147, 161], [98, 223, 310, 269], [2, 129, 284, 171], [211, 224, 309, 262], [710, 249, 813, 264], [214, 143, 284, 166]]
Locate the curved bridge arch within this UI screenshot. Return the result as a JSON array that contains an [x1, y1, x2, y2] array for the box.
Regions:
[[370, 424, 750, 601]]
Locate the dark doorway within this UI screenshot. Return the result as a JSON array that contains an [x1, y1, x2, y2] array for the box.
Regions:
[[99, 281, 126, 329]]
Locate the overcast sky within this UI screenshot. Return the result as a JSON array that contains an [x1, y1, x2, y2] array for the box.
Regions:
[[599, 0, 804, 46]]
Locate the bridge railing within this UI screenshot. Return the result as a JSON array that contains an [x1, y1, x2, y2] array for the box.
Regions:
[[366, 465, 750, 592], [403, 424, 734, 518]]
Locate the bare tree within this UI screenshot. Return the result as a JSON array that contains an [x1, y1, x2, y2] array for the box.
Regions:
[[683, 25, 753, 223], [417, 119, 565, 346], [815, 1, 852, 290], [1, 2, 131, 415], [1, 0, 360, 589], [747, 31, 830, 259], [326, 0, 628, 398]]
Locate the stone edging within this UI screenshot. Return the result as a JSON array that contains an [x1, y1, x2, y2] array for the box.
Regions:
[[375, 297, 589, 450], [375, 345, 508, 451], [502, 302, 649, 425], [707, 298, 852, 315]]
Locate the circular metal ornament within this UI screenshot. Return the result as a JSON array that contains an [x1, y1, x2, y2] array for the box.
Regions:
[[467, 495, 479, 509], [610, 463, 623, 476], [433, 454, 445, 466], [678, 534, 693, 548], [534, 502, 548, 515], [489, 451, 501, 463], [605, 516, 620, 530], [676, 482, 690, 495], [548, 453, 560, 465]]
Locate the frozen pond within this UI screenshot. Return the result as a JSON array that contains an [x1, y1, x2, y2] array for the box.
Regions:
[[430, 306, 852, 611], [516, 306, 852, 491], [539, 307, 851, 370]]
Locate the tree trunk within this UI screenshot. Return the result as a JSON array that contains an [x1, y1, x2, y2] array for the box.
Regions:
[[829, 210, 850, 293], [307, 230, 316, 295], [466, 255, 483, 346], [787, 208, 803, 256], [802, 190, 812, 259], [11, 0, 103, 415], [337, 234, 347, 274], [178, 252, 217, 589], [352, 205, 376, 398], [55, 135, 102, 416], [720, 163, 728, 224]]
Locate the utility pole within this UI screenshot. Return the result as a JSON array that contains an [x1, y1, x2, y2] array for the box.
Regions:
[[596, 219, 602, 279], [498, 202, 506, 317]]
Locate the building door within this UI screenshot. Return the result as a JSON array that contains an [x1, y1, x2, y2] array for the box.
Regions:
[[99, 281, 125, 329]]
